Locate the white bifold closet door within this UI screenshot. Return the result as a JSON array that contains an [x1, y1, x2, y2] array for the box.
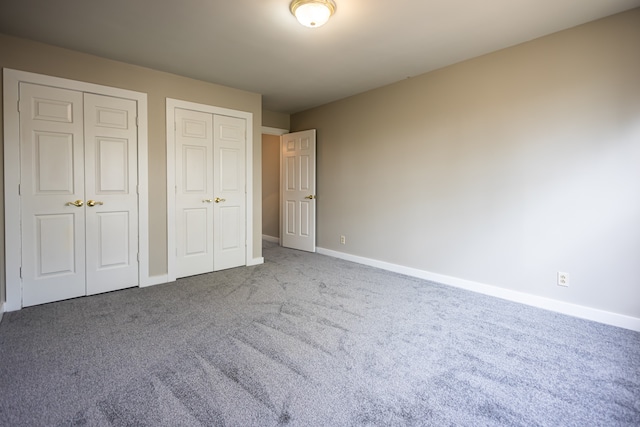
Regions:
[[19, 83, 139, 307], [175, 108, 246, 278]]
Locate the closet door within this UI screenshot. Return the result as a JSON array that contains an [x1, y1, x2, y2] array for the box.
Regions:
[[84, 93, 139, 294], [19, 83, 86, 306], [19, 84, 140, 307], [213, 115, 246, 271], [175, 108, 214, 277], [172, 107, 247, 277]]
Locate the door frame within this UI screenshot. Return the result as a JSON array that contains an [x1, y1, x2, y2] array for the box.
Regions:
[[261, 127, 289, 244], [3, 68, 150, 311], [165, 98, 257, 282]]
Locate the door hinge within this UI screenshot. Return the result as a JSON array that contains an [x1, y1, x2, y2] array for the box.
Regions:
[[137, 253, 140, 262], [136, 185, 140, 194], [17, 100, 21, 112], [18, 184, 21, 195], [136, 116, 139, 127], [19, 267, 22, 279]]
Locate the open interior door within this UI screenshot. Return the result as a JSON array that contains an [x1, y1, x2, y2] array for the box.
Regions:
[[281, 129, 316, 252]]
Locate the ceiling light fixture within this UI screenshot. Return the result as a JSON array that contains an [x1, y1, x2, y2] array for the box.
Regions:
[[290, 0, 336, 28]]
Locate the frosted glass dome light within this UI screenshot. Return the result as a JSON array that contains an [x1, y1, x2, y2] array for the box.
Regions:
[[290, 0, 336, 28]]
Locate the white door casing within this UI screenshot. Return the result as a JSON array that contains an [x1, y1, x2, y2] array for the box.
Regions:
[[19, 83, 87, 306], [213, 114, 246, 270], [175, 108, 214, 278], [3, 69, 150, 311], [84, 93, 139, 295], [281, 129, 317, 252]]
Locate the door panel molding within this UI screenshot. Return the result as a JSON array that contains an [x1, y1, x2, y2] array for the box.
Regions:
[[19, 83, 86, 307], [3, 68, 149, 311], [174, 108, 214, 278], [166, 98, 256, 282], [213, 114, 246, 271], [281, 129, 317, 252], [84, 93, 139, 295]]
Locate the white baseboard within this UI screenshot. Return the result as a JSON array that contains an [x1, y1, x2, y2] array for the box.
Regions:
[[248, 257, 265, 266], [0, 302, 4, 323], [140, 274, 170, 288], [316, 247, 640, 332], [262, 235, 280, 244]]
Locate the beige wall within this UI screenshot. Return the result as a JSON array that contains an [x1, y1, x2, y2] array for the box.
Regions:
[[291, 9, 640, 318], [0, 33, 263, 291], [262, 134, 281, 239], [263, 109, 290, 130]]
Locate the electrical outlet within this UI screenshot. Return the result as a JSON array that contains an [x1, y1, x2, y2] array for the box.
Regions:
[[340, 235, 346, 245], [557, 272, 569, 287]]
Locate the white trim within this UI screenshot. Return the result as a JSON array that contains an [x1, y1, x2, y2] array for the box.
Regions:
[[262, 235, 280, 244], [247, 257, 265, 267], [3, 68, 150, 310], [0, 302, 4, 322], [279, 136, 283, 244], [261, 126, 288, 136], [166, 98, 255, 282], [316, 246, 640, 332]]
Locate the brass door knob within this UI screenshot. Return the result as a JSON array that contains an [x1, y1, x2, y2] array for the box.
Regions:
[[87, 200, 104, 207], [203, 199, 213, 203], [66, 200, 84, 207], [304, 195, 316, 200], [214, 197, 226, 203]]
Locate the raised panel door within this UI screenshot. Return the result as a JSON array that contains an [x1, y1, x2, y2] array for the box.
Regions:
[[213, 115, 246, 270], [281, 130, 316, 252], [84, 93, 139, 294], [19, 83, 86, 306], [175, 108, 214, 277]]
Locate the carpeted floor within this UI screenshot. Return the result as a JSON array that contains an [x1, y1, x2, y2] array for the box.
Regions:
[[0, 241, 639, 426]]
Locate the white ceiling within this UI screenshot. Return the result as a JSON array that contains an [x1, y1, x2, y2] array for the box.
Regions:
[[1, 0, 639, 113]]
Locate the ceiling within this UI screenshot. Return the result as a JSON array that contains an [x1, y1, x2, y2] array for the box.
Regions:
[[1, 0, 639, 114]]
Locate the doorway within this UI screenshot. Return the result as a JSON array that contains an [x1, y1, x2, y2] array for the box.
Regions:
[[261, 131, 284, 243], [261, 128, 317, 252]]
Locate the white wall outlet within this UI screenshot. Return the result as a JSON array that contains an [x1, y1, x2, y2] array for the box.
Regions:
[[340, 235, 346, 245], [557, 272, 569, 287]]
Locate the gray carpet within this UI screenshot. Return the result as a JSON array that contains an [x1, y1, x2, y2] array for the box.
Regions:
[[1, 241, 639, 426]]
